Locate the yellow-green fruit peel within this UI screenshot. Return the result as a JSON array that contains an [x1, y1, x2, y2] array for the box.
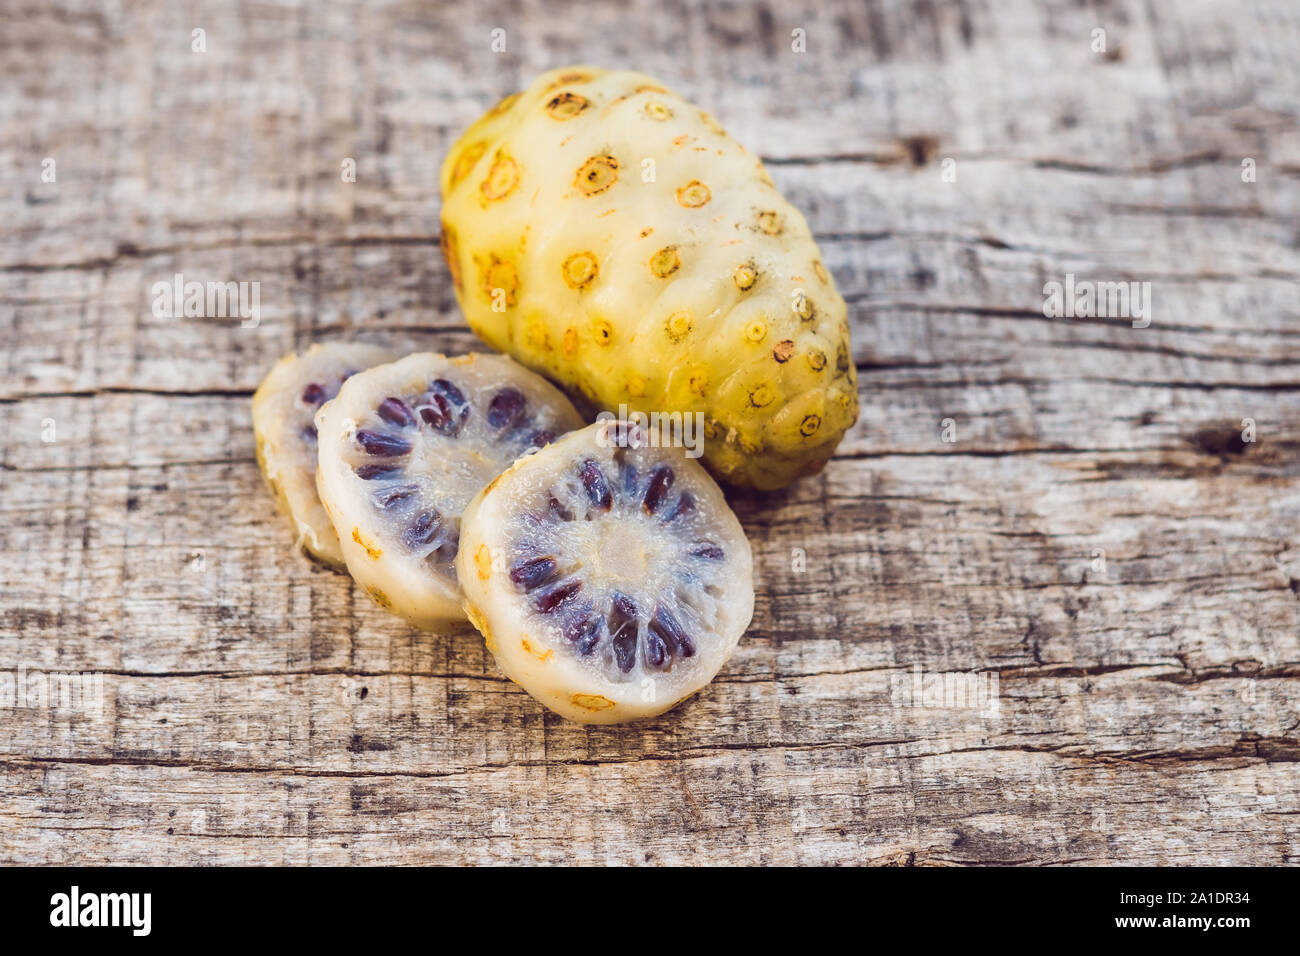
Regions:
[[440, 66, 858, 489]]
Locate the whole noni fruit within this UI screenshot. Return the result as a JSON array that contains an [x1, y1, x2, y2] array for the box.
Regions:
[[439, 66, 857, 489]]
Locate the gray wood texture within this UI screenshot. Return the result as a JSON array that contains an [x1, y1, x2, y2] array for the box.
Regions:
[[2, 0, 1299, 864]]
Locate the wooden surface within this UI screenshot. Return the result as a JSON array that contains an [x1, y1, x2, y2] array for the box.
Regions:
[[2, 0, 1299, 865]]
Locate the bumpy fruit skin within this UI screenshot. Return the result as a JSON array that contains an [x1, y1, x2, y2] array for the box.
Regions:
[[439, 66, 858, 490]]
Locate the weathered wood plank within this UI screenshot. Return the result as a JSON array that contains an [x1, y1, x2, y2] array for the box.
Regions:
[[1, 0, 1298, 864]]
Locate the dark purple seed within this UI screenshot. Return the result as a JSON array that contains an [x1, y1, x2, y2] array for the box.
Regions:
[[528, 430, 554, 448], [431, 378, 466, 406], [536, 578, 582, 613], [578, 621, 602, 655], [548, 496, 574, 521], [356, 429, 411, 457], [690, 543, 724, 560], [609, 592, 637, 630], [419, 393, 469, 436], [430, 540, 459, 567], [403, 510, 442, 548], [562, 610, 603, 656], [300, 424, 318, 442], [607, 592, 639, 672], [355, 464, 401, 480], [487, 387, 526, 429], [650, 604, 695, 658], [579, 460, 612, 511], [377, 397, 416, 427], [612, 629, 637, 672], [642, 465, 674, 514], [510, 555, 558, 591], [644, 628, 668, 669], [665, 493, 695, 522], [419, 399, 449, 430], [373, 483, 418, 511], [301, 382, 327, 405]]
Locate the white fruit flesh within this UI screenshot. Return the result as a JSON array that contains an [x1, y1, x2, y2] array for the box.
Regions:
[[456, 420, 755, 723], [252, 342, 397, 567], [315, 352, 584, 629]]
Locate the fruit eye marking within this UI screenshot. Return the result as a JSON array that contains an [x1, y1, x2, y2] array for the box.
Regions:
[[757, 210, 783, 235], [352, 527, 383, 560], [698, 111, 725, 136], [836, 343, 851, 373], [807, 349, 828, 372], [562, 251, 599, 290], [547, 71, 595, 91], [800, 415, 822, 437], [665, 310, 692, 342], [744, 320, 767, 343], [676, 180, 711, 208], [733, 263, 758, 290], [474, 544, 493, 581], [486, 91, 521, 116], [644, 100, 672, 120], [592, 318, 614, 346], [649, 245, 681, 278], [772, 340, 795, 363], [570, 693, 616, 712], [480, 254, 519, 307], [575, 154, 619, 195], [439, 224, 463, 291], [749, 385, 775, 408], [545, 91, 589, 119], [481, 154, 521, 201], [521, 637, 554, 662], [450, 141, 486, 187]]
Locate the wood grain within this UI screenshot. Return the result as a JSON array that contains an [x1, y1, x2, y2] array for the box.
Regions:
[[2, 0, 1299, 865]]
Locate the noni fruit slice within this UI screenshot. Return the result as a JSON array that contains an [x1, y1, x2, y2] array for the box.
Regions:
[[314, 352, 584, 629], [439, 65, 858, 490], [456, 419, 755, 723], [252, 342, 397, 568]]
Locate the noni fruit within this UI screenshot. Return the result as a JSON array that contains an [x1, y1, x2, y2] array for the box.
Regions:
[[439, 66, 857, 489]]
